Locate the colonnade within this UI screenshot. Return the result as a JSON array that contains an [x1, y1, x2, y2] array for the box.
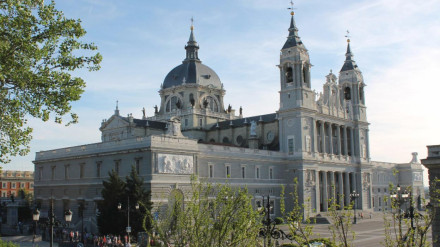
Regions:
[[315, 120, 354, 156], [315, 170, 360, 212]]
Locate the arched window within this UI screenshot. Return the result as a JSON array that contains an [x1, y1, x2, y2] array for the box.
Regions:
[[222, 137, 230, 144], [344, 87, 351, 100], [285, 67, 293, 83], [202, 96, 219, 112], [165, 96, 181, 112], [359, 86, 364, 103]]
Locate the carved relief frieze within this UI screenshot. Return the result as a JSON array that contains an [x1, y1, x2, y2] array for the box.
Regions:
[[158, 153, 193, 174]]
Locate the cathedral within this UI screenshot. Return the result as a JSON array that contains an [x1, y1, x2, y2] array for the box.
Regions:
[[33, 10, 425, 233]]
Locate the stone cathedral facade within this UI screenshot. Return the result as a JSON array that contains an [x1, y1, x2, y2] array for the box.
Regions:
[[34, 12, 425, 233]]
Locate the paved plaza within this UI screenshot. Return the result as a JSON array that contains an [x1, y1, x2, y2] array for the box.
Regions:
[[1, 215, 434, 247]]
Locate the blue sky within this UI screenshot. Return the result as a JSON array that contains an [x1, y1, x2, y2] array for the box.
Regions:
[[5, 0, 440, 185]]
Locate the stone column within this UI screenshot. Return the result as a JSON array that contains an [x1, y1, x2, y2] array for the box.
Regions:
[[350, 128, 355, 157], [322, 171, 328, 211], [315, 170, 321, 212], [344, 172, 350, 206], [351, 172, 357, 209], [313, 119, 318, 154], [320, 121, 325, 154], [343, 126, 348, 156], [329, 172, 335, 203], [328, 124, 333, 155], [338, 172, 344, 208], [337, 125, 342, 155], [365, 129, 371, 160], [421, 146, 440, 247]]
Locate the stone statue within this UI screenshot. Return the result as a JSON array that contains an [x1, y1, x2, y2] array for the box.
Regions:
[[142, 107, 146, 118], [154, 105, 158, 114], [250, 120, 257, 137], [166, 116, 183, 137], [239, 106, 242, 115]]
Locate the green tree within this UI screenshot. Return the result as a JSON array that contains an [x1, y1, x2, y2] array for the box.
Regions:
[[152, 176, 262, 247], [327, 196, 355, 247], [0, 0, 102, 163], [125, 165, 153, 234], [97, 170, 126, 235], [280, 178, 318, 246], [382, 182, 437, 247]]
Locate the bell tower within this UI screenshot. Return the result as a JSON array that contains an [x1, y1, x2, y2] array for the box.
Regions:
[[338, 37, 367, 122], [338, 36, 370, 162], [278, 9, 314, 111], [277, 6, 316, 156]]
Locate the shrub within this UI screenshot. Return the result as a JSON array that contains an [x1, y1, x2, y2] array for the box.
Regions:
[[274, 217, 284, 225]]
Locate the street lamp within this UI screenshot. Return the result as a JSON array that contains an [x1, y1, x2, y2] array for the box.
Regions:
[[49, 199, 54, 247], [350, 190, 360, 224], [118, 197, 140, 245], [32, 208, 40, 246], [63, 210, 72, 243]]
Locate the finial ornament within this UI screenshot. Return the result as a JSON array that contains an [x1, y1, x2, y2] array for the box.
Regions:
[[190, 17, 194, 30], [287, 0, 296, 15], [116, 100, 119, 110], [345, 30, 351, 43]]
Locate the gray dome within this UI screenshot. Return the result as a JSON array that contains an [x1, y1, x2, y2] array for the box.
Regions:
[[163, 61, 222, 89]]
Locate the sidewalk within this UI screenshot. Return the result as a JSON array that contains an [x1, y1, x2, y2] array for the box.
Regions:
[[1, 235, 58, 247]]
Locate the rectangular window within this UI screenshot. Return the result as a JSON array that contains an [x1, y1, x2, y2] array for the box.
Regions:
[[38, 167, 43, 181], [199, 118, 203, 126], [209, 164, 214, 178], [269, 189, 274, 195], [256, 167, 260, 179], [12, 183, 16, 188], [115, 160, 121, 174], [80, 163, 85, 178], [269, 168, 273, 180], [241, 166, 246, 179], [255, 189, 260, 194], [288, 138, 294, 155], [2, 183, 6, 188], [51, 166, 56, 180], [30, 183, 34, 188], [20, 183, 25, 188], [225, 165, 231, 178], [378, 188, 381, 193], [135, 159, 141, 175], [64, 165, 70, 179], [2, 192, 6, 197], [185, 118, 189, 127], [96, 162, 102, 178]]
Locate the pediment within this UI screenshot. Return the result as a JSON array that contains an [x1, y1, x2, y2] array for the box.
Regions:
[[100, 115, 129, 131]]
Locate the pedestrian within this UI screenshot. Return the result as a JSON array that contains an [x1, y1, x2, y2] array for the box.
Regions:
[[370, 212, 372, 219]]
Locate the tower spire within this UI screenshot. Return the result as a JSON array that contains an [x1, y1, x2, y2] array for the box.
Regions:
[[184, 17, 200, 62], [340, 30, 359, 72], [282, 1, 304, 49]]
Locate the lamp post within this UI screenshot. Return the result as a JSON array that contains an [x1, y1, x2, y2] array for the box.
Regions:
[[257, 195, 293, 247], [118, 197, 140, 245], [32, 208, 40, 246], [64, 209, 72, 242], [350, 190, 360, 224], [49, 199, 54, 247]]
